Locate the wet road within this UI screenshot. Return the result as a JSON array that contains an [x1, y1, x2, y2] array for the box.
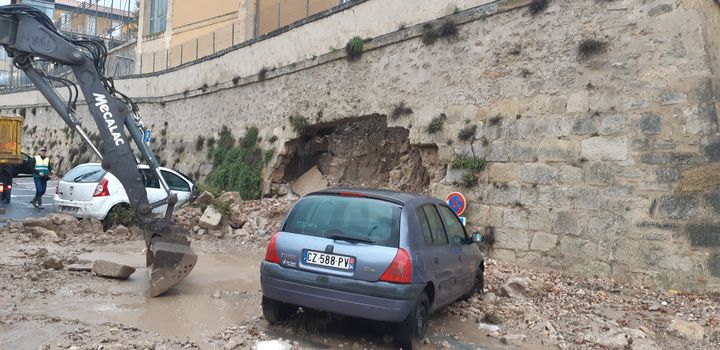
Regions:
[[0, 177, 57, 222]]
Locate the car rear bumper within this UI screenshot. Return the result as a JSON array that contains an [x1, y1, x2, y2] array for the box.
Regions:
[[261, 261, 424, 322], [53, 196, 106, 220]]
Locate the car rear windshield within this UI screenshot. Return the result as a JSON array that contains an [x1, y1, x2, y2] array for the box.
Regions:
[[62, 165, 106, 183], [283, 194, 402, 247]]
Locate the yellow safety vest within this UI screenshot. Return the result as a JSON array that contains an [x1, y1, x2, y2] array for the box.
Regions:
[[34, 155, 49, 177]]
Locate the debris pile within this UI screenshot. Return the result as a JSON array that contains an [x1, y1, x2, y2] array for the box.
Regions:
[[174, 191, 296, 248], [448, 259, 720, 350]]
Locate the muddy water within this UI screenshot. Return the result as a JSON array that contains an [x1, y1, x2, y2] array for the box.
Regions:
[[23, 244, 264, 343]]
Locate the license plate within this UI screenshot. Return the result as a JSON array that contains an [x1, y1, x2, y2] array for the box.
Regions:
[[303, 250, 355, 271], [61, 206, 79, 213]]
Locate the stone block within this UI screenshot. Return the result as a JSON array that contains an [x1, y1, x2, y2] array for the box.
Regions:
[[641, 152, 694, 165], [199, 206, 223, 229], [489, 206, 504, 227], [587, 211, 625, 238], [683, 104, 716, 135], [574, 188, 607, 210], [92, 260, 136, 279], [703, 138, 720, 162], [583, 162, 616, 186], [639, 113, 661, 135], [566, 91, 589, 113], [537, 139, 579, 162], [599, 114, 627, 135], [581, 137, 628, 161], [648, 4, 673, 16], [709, 253, 720, 278], [503, 208, 528, 229], [528, 208, 553, 231], [656, 167, 678, 183], [686, 224, 720, 247], [484, 184, 520, 204], [445, 167, 471, 185], [487, 141, 510, 162], [487, 163, 517, 183], [559, 236, 597, 259], [518, 163, 558, 185], [559, 165, 583, 184], [703, 191, 720, 215], [680, 165, 720, 192], [572, 115, 599, 135], [530, 232, 558, 252], [492, 248, 516, 261], [194, 191, 215, 206], [548, 116, 573, 137], [655, 195, 697, 220], [509, 142, 536, 162], [494, 228, 531, 251], [659, 91, 688, 105], [553, 211, 587, 235]]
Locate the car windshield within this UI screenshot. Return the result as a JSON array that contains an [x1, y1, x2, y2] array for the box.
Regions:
[[63, 165, 106, 183], [283, 194, 401, 247]]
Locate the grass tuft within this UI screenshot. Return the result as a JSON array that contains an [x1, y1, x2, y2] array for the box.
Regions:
[[451, 155, 486, 171], [289, 115, 308, 135], [427, 114, 446, 134], [345, 36, 364, 61], [458, 124, 477, 142], [529, 0, 549, 15], [578, 39, 607, 60], [390, 101, 413, 119]]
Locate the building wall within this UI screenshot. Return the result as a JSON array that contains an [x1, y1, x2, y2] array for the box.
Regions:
[[1, 0, 719, 290]]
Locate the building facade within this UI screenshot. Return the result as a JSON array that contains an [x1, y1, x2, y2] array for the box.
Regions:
[[137, 0, 350, 73]]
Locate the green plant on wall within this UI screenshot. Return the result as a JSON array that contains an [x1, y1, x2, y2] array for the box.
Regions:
[[345, 36, 364, 61], [206, 126, 266, 200], [427, 114, 446, 134]]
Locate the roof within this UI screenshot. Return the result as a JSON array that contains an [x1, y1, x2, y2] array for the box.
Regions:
[[308, 188, 438, 206]]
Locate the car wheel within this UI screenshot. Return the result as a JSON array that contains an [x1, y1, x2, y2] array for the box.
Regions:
[[462, 266, 485, 300], [395, 292, 429, 350], [102, 204, 130, 231], [262, 296, 298, 324]]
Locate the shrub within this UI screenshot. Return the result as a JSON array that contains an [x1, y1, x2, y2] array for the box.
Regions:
[[289, 115, 308, 135], [458, 124, 477, 142], [108, 205, 136, 227], [422, 20, 459, 45], [463, 173, 478, 187], [529, 0, 549, 15], [390, 101, 413, 119], [427, 114, 445, 134], [258, 67, 269, 80], [488, 114, 503, 126], [211, 199, 231, 216], [578, 39, 607, 60], [450, 155, 486, 171], [207, 127, 265, 200], [345, 36, 364, 61], [421, 23, 438, 45]]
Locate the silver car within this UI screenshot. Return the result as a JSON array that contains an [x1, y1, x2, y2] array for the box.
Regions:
[[260, 189, 484, 349]]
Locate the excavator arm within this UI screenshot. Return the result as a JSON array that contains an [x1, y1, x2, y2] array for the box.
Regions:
[[0, 5, 196, 297]]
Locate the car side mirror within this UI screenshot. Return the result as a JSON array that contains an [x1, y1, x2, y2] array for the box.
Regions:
[[471, 232, 483, 243]]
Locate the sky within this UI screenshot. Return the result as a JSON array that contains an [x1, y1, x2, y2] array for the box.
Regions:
[[0, 0, 137, 10]]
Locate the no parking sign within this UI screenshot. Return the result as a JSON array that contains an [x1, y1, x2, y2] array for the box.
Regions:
[[446, 192, 466, 216]]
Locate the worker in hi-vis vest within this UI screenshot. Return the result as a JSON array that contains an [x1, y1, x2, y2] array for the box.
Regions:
[[30, 147, 53, 209]]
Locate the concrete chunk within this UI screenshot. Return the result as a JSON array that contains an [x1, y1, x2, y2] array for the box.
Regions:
[[199, 206, 222, 229], [92, 259, 136, 279]]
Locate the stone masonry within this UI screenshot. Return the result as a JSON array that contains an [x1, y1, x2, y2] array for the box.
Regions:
[[2, 0, 719, 290]]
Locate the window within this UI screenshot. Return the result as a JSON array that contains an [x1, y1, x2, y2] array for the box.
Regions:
[[140, 169, 160, 189], [420, 205, 448, 245], [59, 12, 71, 31], [148, 0, 167, 34], [161, 171, 190, 192], [87, 16, 96, 35], [62, 164, 107, 183], [438, 206, 467, 244], [283, 195, 401, 247]]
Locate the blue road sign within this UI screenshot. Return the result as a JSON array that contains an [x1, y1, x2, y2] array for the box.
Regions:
[[144, 129, 151, 143]]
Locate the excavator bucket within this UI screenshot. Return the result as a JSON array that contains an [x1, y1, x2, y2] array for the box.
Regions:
[[147, 237, 198, 297]]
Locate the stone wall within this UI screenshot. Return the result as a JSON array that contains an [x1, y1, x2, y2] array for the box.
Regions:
[[1, 0, 719, 290]]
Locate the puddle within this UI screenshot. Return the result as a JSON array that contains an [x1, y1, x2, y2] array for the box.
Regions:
[[25, 248, 265, 342]]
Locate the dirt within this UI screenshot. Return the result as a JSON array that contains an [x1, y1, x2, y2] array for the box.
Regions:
[[1, 196, 718, 350], [274, 116, 445, 195]]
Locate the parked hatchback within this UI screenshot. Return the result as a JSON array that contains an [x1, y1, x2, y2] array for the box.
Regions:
[[260, 189, 484, 349], [53, 163, 195, 229]]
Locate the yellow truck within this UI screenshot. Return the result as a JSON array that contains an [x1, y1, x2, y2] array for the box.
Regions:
[[0, 115, 24, 203]]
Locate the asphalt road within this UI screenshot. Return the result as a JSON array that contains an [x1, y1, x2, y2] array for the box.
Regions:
[[0, 176, 57, 222]]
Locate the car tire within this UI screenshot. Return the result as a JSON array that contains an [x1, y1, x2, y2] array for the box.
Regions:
[[395, 292, 429, 350], [262, 296, 298, 324], [462, 265, 485, 300], [102, 204, 129, 232]]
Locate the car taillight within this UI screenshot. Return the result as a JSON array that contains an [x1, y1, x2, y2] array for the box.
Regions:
[[0, 183, 4, 193], [339, 191, 367, 197], [93, 178, 110, 197], [264, 232, 280, 263], [380, 248, 412, 284]]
